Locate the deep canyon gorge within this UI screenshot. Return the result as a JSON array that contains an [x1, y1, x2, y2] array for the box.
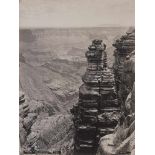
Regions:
[[19, 27, 135, 155]]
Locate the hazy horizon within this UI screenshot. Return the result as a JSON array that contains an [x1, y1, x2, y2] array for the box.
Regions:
[[19, 26, 134, 30], [20, 0, 135, 28]]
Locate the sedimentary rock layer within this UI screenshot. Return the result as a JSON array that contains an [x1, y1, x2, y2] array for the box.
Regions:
[[71, 40, 120, 151], [97, 28, 135, 155]]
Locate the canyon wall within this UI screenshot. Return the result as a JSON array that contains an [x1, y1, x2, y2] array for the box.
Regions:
[[97, 28, 135, 155], [19, 28, 131, 155]]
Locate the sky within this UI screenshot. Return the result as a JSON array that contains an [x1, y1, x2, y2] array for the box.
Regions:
[[19, 0, 135, 28]]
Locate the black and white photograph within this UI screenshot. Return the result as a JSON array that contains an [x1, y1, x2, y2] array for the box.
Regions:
[[19, 0, 135, 155]]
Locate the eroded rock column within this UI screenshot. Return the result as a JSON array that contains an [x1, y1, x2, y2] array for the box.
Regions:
[[113, 29, 135, 109], [96, 28, 135, 155], [71, 40, 120, 152]]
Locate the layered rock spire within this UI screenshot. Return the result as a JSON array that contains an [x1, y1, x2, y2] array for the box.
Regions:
[[97, 28, 135, 155], [113, 29, 135, 106], [71, 40, 120, 152], [103, 51, 108, 69]]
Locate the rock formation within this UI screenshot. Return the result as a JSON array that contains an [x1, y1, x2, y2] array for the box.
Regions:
[[71, 40, 120, 152], [19, 91, 29, 155], [19, 28, 129, 154], [19, 90, 38, 154], [97, 28, 135, 155], [19, 54, 81, 154], [19, 89, 74, 154], [113, 28, 135, 108]]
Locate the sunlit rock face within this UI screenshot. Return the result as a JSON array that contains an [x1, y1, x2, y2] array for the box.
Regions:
[[97, 29, 135, 155], [71, 40, 120, 152]]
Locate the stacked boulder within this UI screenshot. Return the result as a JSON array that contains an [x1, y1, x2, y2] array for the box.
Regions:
[[71, 40, 120, 151]]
